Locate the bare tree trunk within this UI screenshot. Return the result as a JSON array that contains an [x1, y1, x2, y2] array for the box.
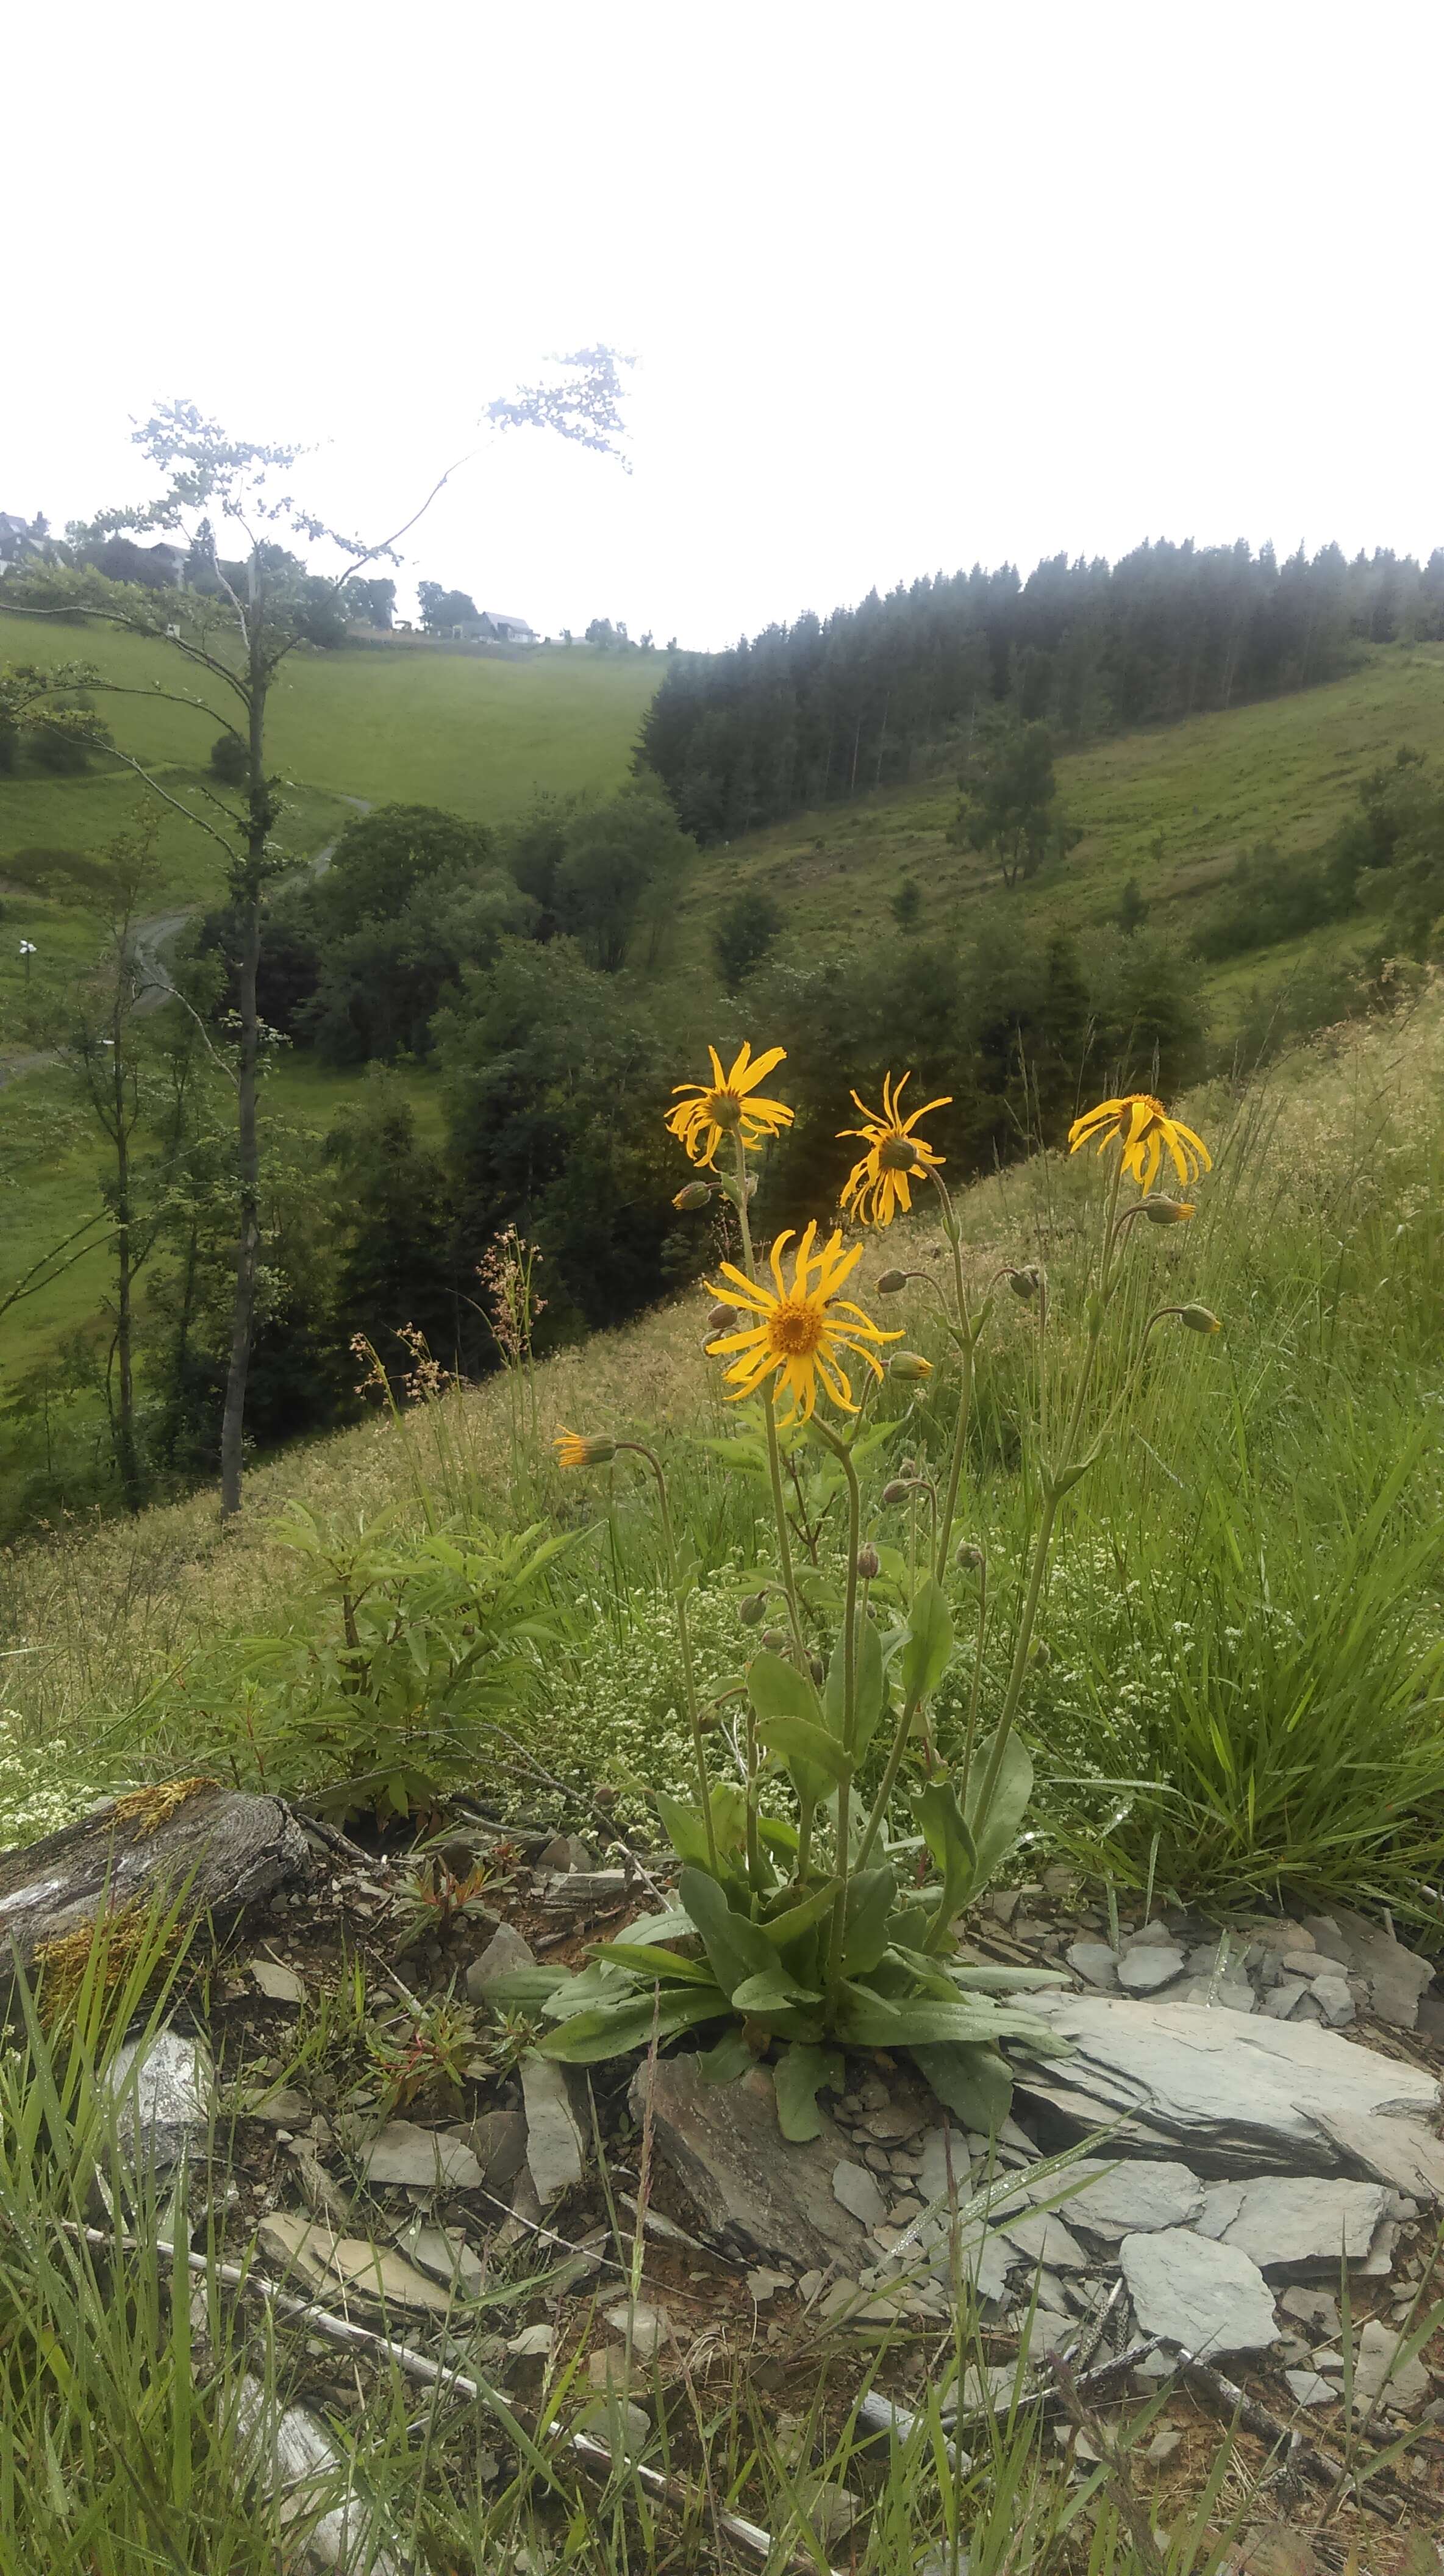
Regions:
[[220, 636, 270, 1523]]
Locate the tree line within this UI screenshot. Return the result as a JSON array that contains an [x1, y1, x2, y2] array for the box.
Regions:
[[639, 539, 1444, 842]]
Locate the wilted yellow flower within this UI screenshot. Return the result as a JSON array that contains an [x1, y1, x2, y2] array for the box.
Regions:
[[838, 1071, 951, 1226], [704, 1222, 900, 1423], [554, 1428, 617, 1467], [666, 1042, 793, 1168], [1068, 1093, 1212, 1190]]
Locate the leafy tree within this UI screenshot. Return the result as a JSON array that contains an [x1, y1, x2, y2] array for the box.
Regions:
[[951, 724, 1073, 890], [554, 781, 696, 971], [325, 1071, 459, 1376], [209, 731, 250, 785], [10, 356, 631, 1516], [347, 577, 396, 629], [418, 583, 480, 633], [501, 792, 581, 936], [304, 876, 531, 1064], [318, 803, 497, 931], [713, 888, 784, 991], [890, 878, 922, 932]]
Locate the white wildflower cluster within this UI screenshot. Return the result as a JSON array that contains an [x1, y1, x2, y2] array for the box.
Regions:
[[515, 1577, 750, 1826], [0, 1715, 104, 1851]]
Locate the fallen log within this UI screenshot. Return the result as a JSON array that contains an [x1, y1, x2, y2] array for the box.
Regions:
[[0, 1781, 308, 1987]]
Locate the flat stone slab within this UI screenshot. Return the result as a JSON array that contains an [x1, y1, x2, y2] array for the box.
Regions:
[[1195, 2175, 1390, 2275], [1012, 1994, 1439, 2175], [520, 2054, 585, 2201], [630, 2058, 871, 2270], [1117, 1945, 1186, 1994], [1120, 2227, 1278, 2356], [360, 2119, 484, 2191], [1037, 2156, 1206, 2241]]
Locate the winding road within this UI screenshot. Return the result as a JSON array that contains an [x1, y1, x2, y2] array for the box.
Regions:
[[0, 798, 370, 1090]]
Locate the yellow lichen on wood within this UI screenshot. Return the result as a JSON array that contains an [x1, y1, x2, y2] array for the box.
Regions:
[[112, 1778, 220, 1838]]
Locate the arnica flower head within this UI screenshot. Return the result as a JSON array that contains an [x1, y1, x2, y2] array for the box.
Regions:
[[838, 1071, 951, 1226], [666, 1043, 793, 1168], [554, 1428, 617, 1468], [1068, 1093, 1212, 1191], [703, 1221, 900, 1424]]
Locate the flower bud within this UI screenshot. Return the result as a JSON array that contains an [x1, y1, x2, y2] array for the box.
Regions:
[[737, 1592, 768, 1626], [888, 1351, 934, 1383], [808, 1654, 825, 1686], [707, 1301, 740, 1333], [898, 1456, 918, 1478], [1140, 1196, 1195, 1226], [855, 1542, 881, 1581], [1006, 1264, 1042, 1300], [881, 1478, 912, 1506], [673, 1179, 713, 1212], [877, 1134, 921, 1172], [1029, 1639, 1052, 1669], [876, 1268, 909, 1295], [554, 1430, 616, 1468], [1179, 1303, 1221, 1334], [761, 1627, 787, 1652], [954, 1541, 985, 1573], [593, 1784, 618, 1808]]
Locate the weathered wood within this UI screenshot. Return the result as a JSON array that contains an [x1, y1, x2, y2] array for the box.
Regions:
[[0, 1783, 307, 1981]]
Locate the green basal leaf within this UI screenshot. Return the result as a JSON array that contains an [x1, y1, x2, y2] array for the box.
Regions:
[[542, 1961, 638, 2020], [476, 1966, 569, 2007], [537, 1986, 729, 2063], [758, 1877, 841, 1949], [915, 1776, 979, 1927], [746, 1650, 824, 1726], [709, 1778, 750, 1857], [678, 1866, 776, 2000], [840, 1867, 899, 1975], [774, 2041, 845, 2142], [697, 1436, 770, 1476], [902, 1576, 954, 1709], [609, 1907, 695, 1947], [834, 1984, 1020, 2048], [965, 1733, 1035, 1889], [755, 1712, 852, 1787], [590, 1940, 715, 1983], [731, 1968, 823, 2015], [654, 1792, 717, 1872], [758, 1815, 801, 1856], [698, 2025, 756, 2084], [909, 2039, 1014, 2131]]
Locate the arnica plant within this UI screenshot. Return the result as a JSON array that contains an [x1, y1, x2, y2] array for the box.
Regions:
[[490, 1054, 1222, 2142]]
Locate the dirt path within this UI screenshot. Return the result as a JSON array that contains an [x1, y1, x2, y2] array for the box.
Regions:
[[0, 798, 371, 1088]]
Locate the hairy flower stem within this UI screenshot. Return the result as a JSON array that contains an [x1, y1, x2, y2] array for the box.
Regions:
[[620, 1443, 718, 1873], [729, 1131, 807, 1672], [955, 1554, 988, 1812], [815, 1420, 862, 2004], [974, 1153, 1126, 1825], [930, 1172, 974, 1580]]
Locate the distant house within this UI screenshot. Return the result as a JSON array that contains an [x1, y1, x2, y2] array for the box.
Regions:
[[451, 609, 538, 644], [143, 539, 190, 588], [0, 513, 43, 573]]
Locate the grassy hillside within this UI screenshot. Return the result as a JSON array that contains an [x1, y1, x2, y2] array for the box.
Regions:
[[673, 645, 1444, 1029]]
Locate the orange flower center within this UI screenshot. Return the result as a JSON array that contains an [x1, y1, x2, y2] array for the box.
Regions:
[[770, 1300, 824, 1356], [704, 1087, 743, 1130]]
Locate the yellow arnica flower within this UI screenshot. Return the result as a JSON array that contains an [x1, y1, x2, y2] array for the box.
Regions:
[[704, 1222, 900, 1423], [666, 1042, 794, 1168], [554, 1428, 617, 1467], [1068, 1093, 1212, 1191], [838, 1071, 951, 1226]]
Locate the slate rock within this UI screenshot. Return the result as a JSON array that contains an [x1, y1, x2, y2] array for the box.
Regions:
[[1174, 1977, 1256, 2014], [1262, 1980, 1309, 2021], [917, 2127, 970, 2205], [1066, 1941, 1120, 1989], [1280, 2286, 1340, 2336], [1353, 2316, 1432, 2411], [104, 2029, 212, 2172], [242, 2083, 312, 2127], [1313, 1975, 1355, 2029], [248, 1956, 304, 2004], [1012, 1993, 1440, 2175], [1039, 2155, 1205, 2241], [629, 2057, 871, 2270], [257, 2211, 454, 2315], [520, 2053, 585, 2200], [1196, 2175, 1390, 2275], [362, 2119, 485, 2191], [465, 1923, 535, 2000], [1117, 1945, 1186, 1994], [233, 2374, 405, 2576], [833, 2159, 888, 2228], [1315, 2106, 1444, 2207], [1284, 2369, 1337, 2409], [402, 2222, 485, 2299], [1120, 2227, 1278, 2356], [1299, 1915, 1353, 1967], [995, 2206, 1088, 2269], [447, 2106, 529, 2189]]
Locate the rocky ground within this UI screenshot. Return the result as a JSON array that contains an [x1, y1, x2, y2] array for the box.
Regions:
[[9, 1787, 1444, 2572]]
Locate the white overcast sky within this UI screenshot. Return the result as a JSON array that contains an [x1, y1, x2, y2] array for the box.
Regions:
[[4, 1, 1440, 648]]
